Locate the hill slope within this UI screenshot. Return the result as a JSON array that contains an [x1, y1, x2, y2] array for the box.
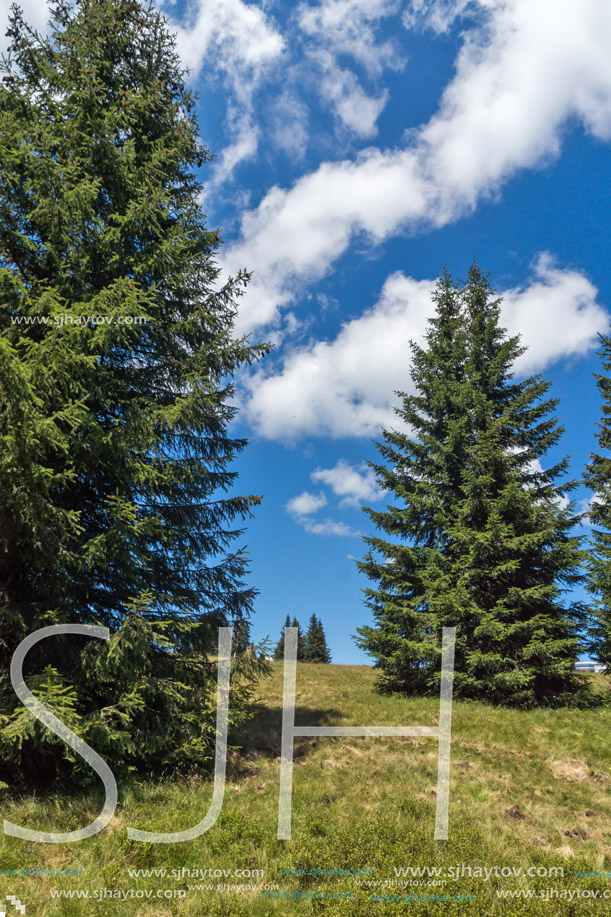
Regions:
[[2, 662, 611, 914]]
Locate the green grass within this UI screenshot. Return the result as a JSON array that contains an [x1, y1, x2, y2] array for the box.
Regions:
[[3, 663, 611, 914]]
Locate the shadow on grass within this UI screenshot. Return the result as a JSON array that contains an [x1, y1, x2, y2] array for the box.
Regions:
[[230, 703, 344, 778], [0, 703, 341, 815]]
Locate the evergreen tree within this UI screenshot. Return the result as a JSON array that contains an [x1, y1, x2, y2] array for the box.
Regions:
[[274, 614, 292, 660], [583, 335, 611, 667], [233, 618, 252, 656], [355, 264, 587, 707], [0, 0, 267, 786], [303, 614, 317, 662], [304, 614, 331, 663], [292, 617, 306, 661], [317, 616, 331, 663]]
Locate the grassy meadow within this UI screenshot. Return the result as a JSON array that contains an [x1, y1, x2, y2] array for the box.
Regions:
[[2, 663, 611, 914]]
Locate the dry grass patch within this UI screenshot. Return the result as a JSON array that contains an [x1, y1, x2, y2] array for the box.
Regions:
[[548, 759, 591, 782]]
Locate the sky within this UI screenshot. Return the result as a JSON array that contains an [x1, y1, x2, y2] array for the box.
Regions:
[[7, 0, 611, 662]]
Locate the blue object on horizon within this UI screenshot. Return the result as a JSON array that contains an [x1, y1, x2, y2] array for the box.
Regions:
[[575, 661, 606, 673]]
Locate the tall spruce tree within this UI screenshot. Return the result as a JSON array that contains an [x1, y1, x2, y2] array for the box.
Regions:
[[304, 614, 331, 663], [0, 0, 267, 785], [274, 614, 292, 660], [583, 335, 611, 667], [355, 264, 587, 706]]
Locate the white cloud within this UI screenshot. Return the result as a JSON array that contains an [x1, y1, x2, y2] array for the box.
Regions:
[[166, 0, 284, 80], [227, 148, 428, 332], [315, 53, 389, 137], [246, 271, 433, 438], [296, 0, 402, 137], [298, 0, 402, 77], [227, 0, 611, 332], [268, 92, 309, 161], [577, 492, 601, 525], [311, 459, 383, 505], [502, 255, 607, 374], [208, 117, 260, 190], [285, 488, 359, 536], [161, 0, 284, 183], [302, 518, 361, 536], [286, 490, 327, 515], [403, 0, 476, 35], [245, 258, 608, 440]]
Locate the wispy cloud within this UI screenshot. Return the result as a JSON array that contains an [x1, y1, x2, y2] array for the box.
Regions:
[[226, 0, 611, 333], [285, 487, 360, 536], [160, 0, 285, 185], [311, 459, 383, 506], [296, 0, 403, 136], [314, 51, 389, 138], [302, 518, 361, 536], [268, 91, 310, 161], [286, 490, 328, 515], [298, 0, 402, 76]]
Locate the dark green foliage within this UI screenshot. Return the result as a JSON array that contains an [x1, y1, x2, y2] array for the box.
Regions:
[[355, 264, 587, 707], [292, 617, 307, 661], [232, 618, 252, 656], [583, 335, 611, 667], [0, 595, 266, 785], [0, 0, 268, 785], [274, 614, 292, 660], [273, 616, 307, 660], [303, 613, 331, 663]]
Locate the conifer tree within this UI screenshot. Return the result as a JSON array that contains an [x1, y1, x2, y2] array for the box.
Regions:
[[304, 614, 318, 662], [355, 264, 587, 706], [583, 335, 611, 667], [274, 614, 292, 660], [291, 617, 306, 660], [0, 0, 267, 785], [304, 614, 331, 663], [317, 616, 331, 663], [233, 618, 252, 656]]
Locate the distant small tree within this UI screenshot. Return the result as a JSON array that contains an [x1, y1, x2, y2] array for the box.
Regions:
[[233, 619, 252, 656], [583, 335, 611, 667], [304, 614, 332, 663], [274, 614, 292, 660], [292, 617, 307, 661]]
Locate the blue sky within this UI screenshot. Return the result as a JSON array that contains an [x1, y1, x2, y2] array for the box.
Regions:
[[160, 0, 611, 664], [8, 0, 611, 662]]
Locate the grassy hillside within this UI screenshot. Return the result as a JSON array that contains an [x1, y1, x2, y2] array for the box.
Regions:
[[2, 662, 611, 914]]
